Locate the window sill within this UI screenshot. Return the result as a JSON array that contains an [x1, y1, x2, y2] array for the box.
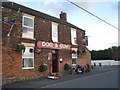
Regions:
[[72, 64, 77, 66], [21, 37, 36, 40], [71, 43, 78, 46], [22, 67, 34, 69], [52, 41, 59, 43]]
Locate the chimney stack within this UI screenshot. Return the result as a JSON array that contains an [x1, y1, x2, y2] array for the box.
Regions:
[[60, 11, 67, 21]]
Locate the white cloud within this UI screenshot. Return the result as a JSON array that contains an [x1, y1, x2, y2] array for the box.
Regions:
[[10, 0, 120, 2], [44, 0, 119, 2], [79, 24, 118, 50], [44, 0, 60, 5], [10, 0, 44, 2], [118, 30, 120, 46], [70, 0, 119, 2]]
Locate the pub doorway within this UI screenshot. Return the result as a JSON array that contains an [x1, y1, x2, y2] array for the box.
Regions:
[[52, 50, 58, 73]]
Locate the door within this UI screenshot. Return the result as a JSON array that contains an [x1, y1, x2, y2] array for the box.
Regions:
[[52, 50, 58, 73]]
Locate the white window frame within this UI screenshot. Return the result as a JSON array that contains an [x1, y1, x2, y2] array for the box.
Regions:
[[22, 46, 34, 69], [22, 16, 34, 39], [72, 53, 78, 65], [71, 48, 78, 65], [71, 28, 77, 45], [52, 22, 58, 42]]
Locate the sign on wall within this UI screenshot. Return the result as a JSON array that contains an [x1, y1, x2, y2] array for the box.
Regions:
[[82, 36, 88, 46], [37, 41, 71, 50]]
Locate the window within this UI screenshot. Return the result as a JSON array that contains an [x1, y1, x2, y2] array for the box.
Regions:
[[22, 47, 34, 69], [72, 50, 78, 65], [71, 29, 77, 45], [22, 16, 34, 39], [52, 22, 58, 42]]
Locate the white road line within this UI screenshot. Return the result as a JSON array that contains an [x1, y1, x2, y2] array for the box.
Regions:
[[41, 69, 118, 88]]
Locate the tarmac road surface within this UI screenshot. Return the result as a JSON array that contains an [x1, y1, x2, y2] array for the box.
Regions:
[[3, 65, 119, 88], [41, 69, 118, 88]]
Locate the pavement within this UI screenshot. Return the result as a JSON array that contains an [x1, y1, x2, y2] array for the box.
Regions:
[[2, 65, 119, 88]]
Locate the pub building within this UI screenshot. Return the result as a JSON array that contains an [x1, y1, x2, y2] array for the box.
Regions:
[[2, 2, 91, 84]]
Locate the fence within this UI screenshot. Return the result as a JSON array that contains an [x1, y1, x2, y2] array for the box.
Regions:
[[91, 60, 120, 66]]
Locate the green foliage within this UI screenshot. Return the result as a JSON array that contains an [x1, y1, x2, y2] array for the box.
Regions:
[[17, 45, 25, 52], [77, 50, 86, 55], [91, 46, 119, 60]]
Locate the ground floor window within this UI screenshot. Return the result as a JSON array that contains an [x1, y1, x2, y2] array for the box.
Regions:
[[72, 58, 77, 65], [72, 53, 78, 65], [22, 47, 34, 69]]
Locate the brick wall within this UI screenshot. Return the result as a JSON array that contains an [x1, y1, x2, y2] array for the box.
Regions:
[[35, 17, 52, 42], [58, 24, 71, 44]]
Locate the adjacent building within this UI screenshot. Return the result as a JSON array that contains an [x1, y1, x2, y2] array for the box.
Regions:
[[2, 2, 91, 84]]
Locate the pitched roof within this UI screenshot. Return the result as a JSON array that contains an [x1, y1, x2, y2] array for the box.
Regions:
[[2, 2, 85, 32]]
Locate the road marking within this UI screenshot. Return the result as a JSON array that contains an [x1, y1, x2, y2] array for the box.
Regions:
[[41, 69, 118, 88]]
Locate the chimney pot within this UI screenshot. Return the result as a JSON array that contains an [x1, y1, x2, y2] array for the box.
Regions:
[[60, 11, 67, 21]]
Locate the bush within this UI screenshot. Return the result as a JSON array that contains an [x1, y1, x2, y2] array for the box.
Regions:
[[64, 63, 71, 70], [77, 50, 85, 55], [39, 64, 47, 72]]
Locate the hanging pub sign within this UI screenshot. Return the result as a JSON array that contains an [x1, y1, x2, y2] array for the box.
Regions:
[[82, 36, 88, 46], [37, 41, 71, 50]]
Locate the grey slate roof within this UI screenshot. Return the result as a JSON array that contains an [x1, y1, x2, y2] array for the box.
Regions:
[[2, 2, 85, 32]]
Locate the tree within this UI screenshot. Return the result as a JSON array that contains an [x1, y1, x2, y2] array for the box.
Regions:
[[91, 46, 119, 60]]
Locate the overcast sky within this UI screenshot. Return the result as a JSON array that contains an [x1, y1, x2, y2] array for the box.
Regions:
[[9, 0, 119, 50]]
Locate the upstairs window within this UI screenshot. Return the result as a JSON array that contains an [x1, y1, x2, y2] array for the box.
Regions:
[[22, 16, 34, 39], [52, 22, 58, 42], [71, 29, 77, 45]]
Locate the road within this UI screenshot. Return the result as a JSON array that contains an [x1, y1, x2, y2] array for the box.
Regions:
[[42, 69, 118, 88], [3, 65, 119, 88]]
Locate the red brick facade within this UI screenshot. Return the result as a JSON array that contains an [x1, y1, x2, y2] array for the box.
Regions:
[[2, 3, 91, 84]]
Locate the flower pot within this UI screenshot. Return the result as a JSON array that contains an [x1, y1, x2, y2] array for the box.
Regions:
[[16, 44, 25, 52], [39, 65, 47, 72], [64, 63, 71, 70]]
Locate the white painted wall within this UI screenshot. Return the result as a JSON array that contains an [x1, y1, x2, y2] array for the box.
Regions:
[[91, 60, 120, 66]]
